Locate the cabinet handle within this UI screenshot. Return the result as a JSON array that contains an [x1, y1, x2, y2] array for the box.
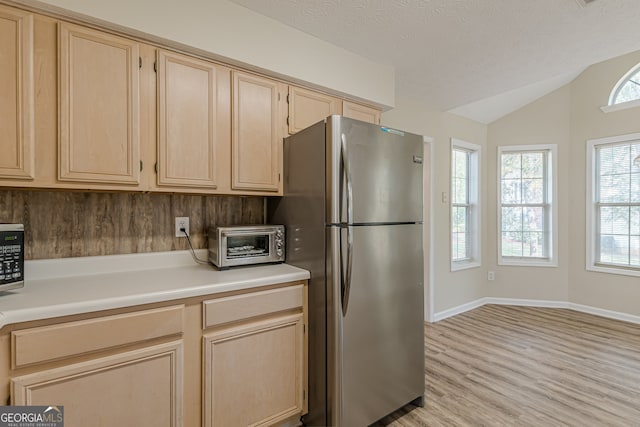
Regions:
[[140, 160, 143, 172]]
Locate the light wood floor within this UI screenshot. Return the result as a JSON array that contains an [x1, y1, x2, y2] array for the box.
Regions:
[[373, 305, 640, 427]]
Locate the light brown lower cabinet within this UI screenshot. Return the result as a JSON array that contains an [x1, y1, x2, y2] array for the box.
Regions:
[[202, 284, 308, 427], [203, 313, 305, 427], [0, 280, 308, 427], [12, 341, 184, 426]]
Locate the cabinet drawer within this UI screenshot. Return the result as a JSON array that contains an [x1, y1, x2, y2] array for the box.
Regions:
[[12, 305, 184, 368], [203, 284, 303, 329]]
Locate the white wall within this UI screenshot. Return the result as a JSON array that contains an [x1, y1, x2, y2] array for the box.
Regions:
[[487, 50, 640, 315], [569, 50, 640, 315], [486, 85, 571, 302], [16, 0, 395, 108], [385, 49, 640, 321]]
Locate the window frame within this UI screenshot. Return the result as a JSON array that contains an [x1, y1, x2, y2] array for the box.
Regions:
[[450, 138, 481, 272], [609, 62, 640, 106], [586, 133, 640, 277], [601, 62, 640, 113], [497, 144, 558, 267]]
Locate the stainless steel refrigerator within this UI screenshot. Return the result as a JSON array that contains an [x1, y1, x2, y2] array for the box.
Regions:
[[268, 115, 424, 426]]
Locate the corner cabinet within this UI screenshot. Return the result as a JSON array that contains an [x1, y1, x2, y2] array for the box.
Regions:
[[58, 22, 141, 186], [0, 6, 35, 180], [156, 50, 231, 190], [202, 285, 307, 427], [232, 71, 286, 193]]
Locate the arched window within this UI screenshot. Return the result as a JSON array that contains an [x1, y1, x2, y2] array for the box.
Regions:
[[609, 62, 640, 105]]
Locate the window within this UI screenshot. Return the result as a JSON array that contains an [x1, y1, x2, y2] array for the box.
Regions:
[[451, 139, 480, 270], [498, 145, 557, 266], [587, 133, 640, 276], [609, 62, 640, 106], [602, 62, 640, 113]]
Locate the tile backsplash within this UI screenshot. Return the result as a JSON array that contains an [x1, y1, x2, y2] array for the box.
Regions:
[[0, 190, 264, 260]]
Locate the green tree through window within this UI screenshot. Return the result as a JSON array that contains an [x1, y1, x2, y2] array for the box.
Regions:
[[498, 145, 556, 266]]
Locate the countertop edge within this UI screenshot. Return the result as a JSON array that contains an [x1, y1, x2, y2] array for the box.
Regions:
[[0, 262, 310, 330]]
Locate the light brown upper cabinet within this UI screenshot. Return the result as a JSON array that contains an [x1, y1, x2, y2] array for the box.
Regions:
[[232, 71, 285, 193], [342, 100, 381, 125], [287, 86, 341, 135], [58, 23, 141, 185], [0, 6, 34, 180], [156, 50, 231, 190], [0, 4, 384, 196]]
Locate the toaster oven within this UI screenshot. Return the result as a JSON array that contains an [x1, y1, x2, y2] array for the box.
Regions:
[[208, 225, 285, 269]]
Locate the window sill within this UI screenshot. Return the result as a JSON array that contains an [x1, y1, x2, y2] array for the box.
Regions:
[[498, 258, 557, 268], [587, 264, 640, 278], [451, 260, 481, 272], [600, 99, 640, 113]]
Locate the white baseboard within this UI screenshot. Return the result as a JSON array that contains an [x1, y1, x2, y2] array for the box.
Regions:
[[484, 297, 569, 309], [432, 297, 640, 325], [567, 302, 640, 325], [432, 298, 487, 322]]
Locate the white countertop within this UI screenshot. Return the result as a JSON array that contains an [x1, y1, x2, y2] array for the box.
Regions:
[[0, 250, 309, 329]]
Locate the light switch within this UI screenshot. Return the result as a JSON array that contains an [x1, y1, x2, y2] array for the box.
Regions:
[[441, 192, 448, 203]]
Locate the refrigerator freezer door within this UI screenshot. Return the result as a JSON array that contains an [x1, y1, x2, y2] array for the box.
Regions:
[[329, 223, 424, 426], [327, 116, 423, 225]]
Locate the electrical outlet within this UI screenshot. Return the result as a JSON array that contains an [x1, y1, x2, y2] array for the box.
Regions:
[[488, 271, 495, 281], [175, 217, 189, 237]]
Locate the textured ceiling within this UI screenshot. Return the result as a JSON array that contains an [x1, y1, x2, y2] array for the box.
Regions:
[[228, 0, 640, 123]]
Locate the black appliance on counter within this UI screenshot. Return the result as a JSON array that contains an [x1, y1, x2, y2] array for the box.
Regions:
[[0, 224, 24, 291]]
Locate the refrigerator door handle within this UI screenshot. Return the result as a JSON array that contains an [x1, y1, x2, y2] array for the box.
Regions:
[[340, 134, 354, 316]]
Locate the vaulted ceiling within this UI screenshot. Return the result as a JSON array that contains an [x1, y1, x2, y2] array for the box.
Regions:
[[228, 0, 640, 123]]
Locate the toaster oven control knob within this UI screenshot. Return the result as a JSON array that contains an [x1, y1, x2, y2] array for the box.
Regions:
[[276, 248, 283, 257], [276, 240, 283, 248]]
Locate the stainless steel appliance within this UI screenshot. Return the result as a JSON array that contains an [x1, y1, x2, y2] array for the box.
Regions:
[[268, 116, 424, 426], [0, 223, 25, 291], [208, 225, 285, 269]]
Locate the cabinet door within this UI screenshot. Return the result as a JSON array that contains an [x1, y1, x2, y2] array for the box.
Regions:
[[157, 50, 229, 189], [58, 23, 140, 185], [232, 71, 285, 193], [12, 340, 183, 427], [0, 6, 34, 179], [203, 313, 304, 427], [288, 86, 341, 135], [343, 100, 381, 125]]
